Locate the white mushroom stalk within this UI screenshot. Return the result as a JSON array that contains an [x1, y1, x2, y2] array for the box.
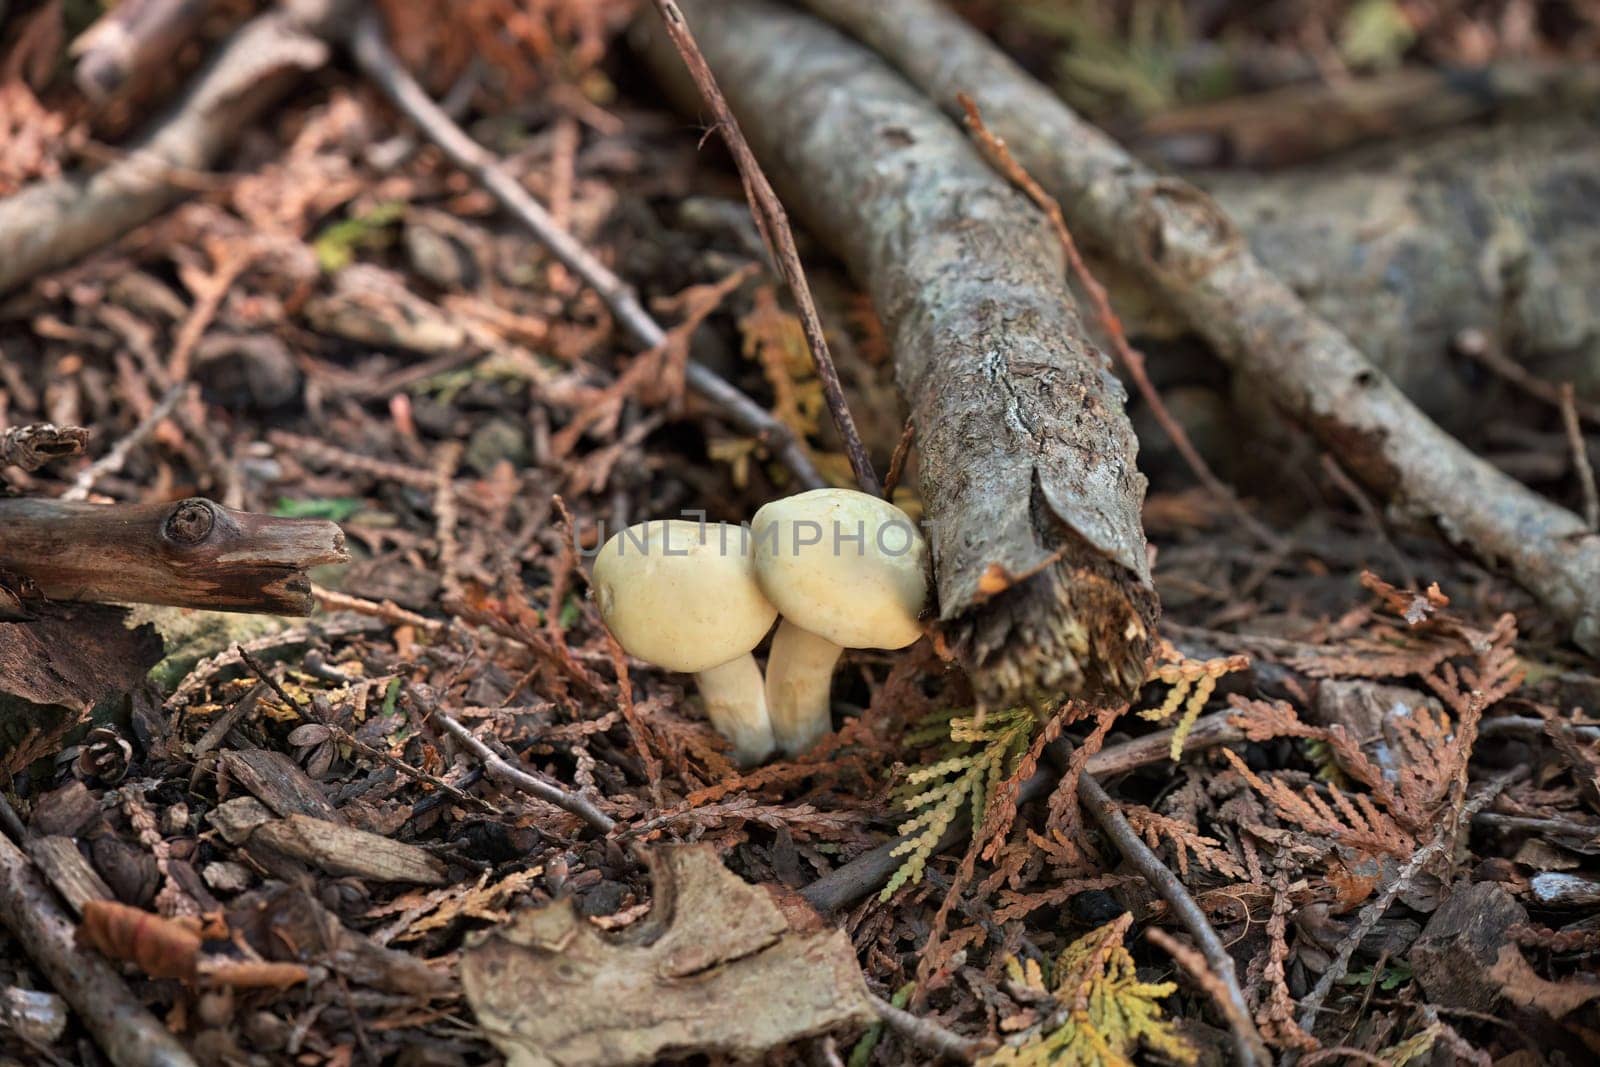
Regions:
[[592, 520, 778, 766], [752, 489, 929, 756]]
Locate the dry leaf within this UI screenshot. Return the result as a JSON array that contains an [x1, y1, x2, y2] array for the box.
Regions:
[[461, 844, 875, 1066]]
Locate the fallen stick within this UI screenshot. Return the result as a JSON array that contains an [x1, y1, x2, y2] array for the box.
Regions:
[[0, 832, 198, 1067], [0, 497, 347, 614], [0, 0, 355, 294], [798, 712, 1242, 913], [1076, 767, 1269, 1067], [643, 0, 1158, 705], [347, 12, 824, 492], [800, 0, 1600, 655]]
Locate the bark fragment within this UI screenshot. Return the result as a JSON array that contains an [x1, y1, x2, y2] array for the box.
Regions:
[[643, 0, 1157, 705]]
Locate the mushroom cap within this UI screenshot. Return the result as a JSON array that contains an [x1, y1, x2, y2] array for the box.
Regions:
[[751, 488, 928, 650], [592, 520, 777, 674]]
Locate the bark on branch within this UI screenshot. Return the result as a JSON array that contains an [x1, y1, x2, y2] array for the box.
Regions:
[[800, 0, 1600, 654], [0, 497, 347, 615], [643, 0, 1157, 704]]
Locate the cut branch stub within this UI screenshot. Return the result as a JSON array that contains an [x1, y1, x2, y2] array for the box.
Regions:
[[642, 0, 1157, 705], [0, 497, 348, 615]]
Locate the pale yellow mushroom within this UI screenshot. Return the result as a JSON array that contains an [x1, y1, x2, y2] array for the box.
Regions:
[[751, 489, 928, 756], [592, 519, 778, 766]]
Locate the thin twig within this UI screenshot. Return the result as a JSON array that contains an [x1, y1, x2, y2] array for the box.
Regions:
[[1456, 328, 1600, 426], [958, 94, 1281, 553], [347, 11, 824, 490], [1146, 927, 1266, 1065], [312, 584, 444, 633], [1289, 766, 1528, 1044], [432, 440, 465, 602], [61, 383, 187, 501], [882, 418, 915, 499], [1559, 383, 1599, 532], [433, 711, 617, 836], [1076, 768, 1271, 1067], [868, 992, 987, 1063], [649, 0, 879, 496], [237, 647, 496, 815], [0, 424, 89, 472]]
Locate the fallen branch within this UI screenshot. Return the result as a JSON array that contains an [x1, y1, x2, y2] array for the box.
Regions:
[[0, 497, 347, 614], [0, 832, 198, 1067], [643, 0, 1157, 705], [800, 0, 1600, 654], [798, 711, 1243, 913], [648, 0, 878, 495], [347, 11, 824, 491], [0, 0, 355, 294], [0, 424, 89, 472]]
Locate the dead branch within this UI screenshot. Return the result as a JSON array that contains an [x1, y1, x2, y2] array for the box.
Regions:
[[647, 0, 878, 496], [0, 424, 89, 472], [0, 497, 347, 614], [643, 0, 1157, 706], [799, 0, 1600, 655], [1077, 769, 1269, 1067], [0, 833, 199, 1067], [347, 11, 824, 492], [798, 711, 1243, 913], [0, 0, 355, 294]]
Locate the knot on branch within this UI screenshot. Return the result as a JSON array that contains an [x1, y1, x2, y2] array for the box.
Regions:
[[163, 499, 217, 547]]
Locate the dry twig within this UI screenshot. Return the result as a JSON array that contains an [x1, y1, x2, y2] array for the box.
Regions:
[[868, 992, 987, 1063], [433, 711, 617, 836], [1289, 766, 1527, 1043], [648, 0, 879, 495], [1076, 768, 1271, 1067], [1559, 383, 1599, 532], [347, 11, 824, 490]]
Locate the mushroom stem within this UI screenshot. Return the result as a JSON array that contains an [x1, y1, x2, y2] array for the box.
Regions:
[[695, 654, 777, 767], [765, 618, 844, 757]]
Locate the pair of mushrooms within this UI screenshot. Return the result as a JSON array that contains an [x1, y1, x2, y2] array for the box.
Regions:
[[592, 488, 929, 765]]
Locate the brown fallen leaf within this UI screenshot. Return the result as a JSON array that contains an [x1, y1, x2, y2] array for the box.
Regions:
[[461, 844, 875, 1067]]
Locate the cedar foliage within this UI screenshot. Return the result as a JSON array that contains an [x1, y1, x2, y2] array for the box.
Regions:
[[983, 914, 1195, 1066], [883, 707, 1035, 900]]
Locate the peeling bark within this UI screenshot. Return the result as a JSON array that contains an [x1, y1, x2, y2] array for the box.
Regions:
[[802, 0, 1600, 654], [642, 0, 1157, 704]]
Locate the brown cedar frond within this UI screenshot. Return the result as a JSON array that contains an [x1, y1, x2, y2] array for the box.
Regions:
[[1222, 749, 1412, 857], [1122, 805, 1246, 880], [992, 874, 1131, 924], [1256, 879, 1316, 1052]]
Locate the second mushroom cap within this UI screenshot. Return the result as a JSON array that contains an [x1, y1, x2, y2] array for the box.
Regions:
[[749, 488, 928, 649]]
